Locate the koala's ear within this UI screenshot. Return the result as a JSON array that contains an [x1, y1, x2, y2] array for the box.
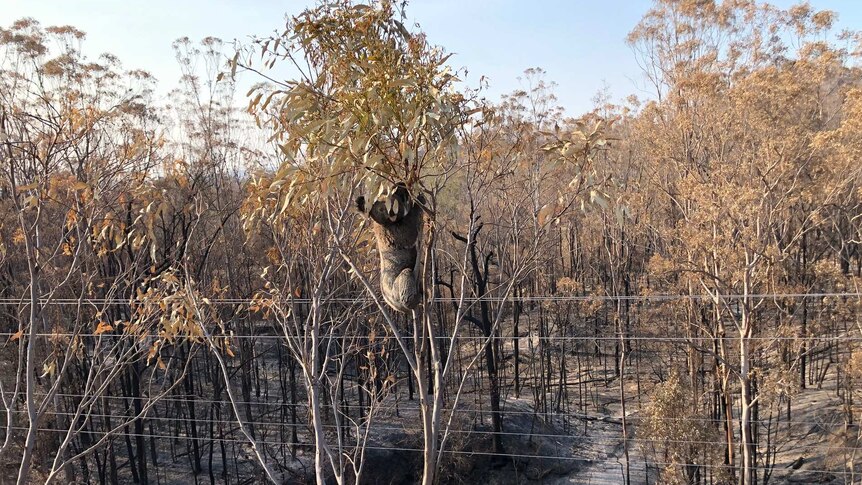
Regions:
[[354, 195, 366, 215]]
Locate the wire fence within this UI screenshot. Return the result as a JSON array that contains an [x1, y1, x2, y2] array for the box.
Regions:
[[28, 391, 860, 428], [1, 292, 860, 482], [8, 423, 860, 478], [0, 291, 860, 304]]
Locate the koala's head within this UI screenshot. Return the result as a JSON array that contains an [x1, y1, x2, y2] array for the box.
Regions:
[[355, 183, 415, 225]]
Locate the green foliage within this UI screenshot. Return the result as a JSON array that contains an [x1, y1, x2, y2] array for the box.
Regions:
[[240, 0, 470, 228]]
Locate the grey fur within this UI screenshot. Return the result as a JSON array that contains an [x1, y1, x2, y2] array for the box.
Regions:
[[355, 184, 424, 313]]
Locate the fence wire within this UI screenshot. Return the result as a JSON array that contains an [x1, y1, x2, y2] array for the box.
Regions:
[[1, 292, 860, 482]]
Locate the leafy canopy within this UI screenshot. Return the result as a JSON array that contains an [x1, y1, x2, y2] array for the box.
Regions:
[[240, 0, 469, 227]]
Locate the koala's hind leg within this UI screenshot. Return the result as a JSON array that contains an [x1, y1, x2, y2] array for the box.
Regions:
[[381, 267, 421, 313]]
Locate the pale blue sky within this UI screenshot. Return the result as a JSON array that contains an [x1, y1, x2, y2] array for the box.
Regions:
[[4, 0, 862, 114]]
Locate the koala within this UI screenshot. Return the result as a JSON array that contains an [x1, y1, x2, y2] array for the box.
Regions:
[[355, 184, 425, 313]]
